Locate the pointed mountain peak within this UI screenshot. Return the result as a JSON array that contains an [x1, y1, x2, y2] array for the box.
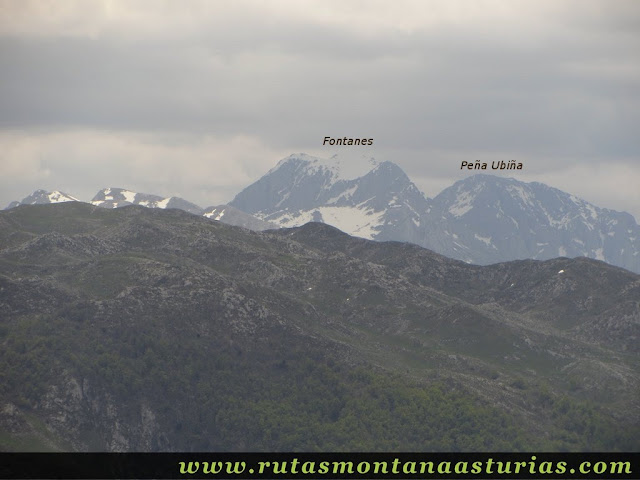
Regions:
[[229, 153, 430, 243], [425, 173, 640, 273], [445, 174, 601, 217], [368, 160, 410, 179], [267, 153, 381, 183], [268, 153, 318, 173], [230, 153, 411, 216]]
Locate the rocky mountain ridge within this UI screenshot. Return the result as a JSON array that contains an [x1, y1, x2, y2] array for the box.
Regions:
[[6, 153, 640, 273], [7, 187, 278, 232], [90, 187, 204, 215]]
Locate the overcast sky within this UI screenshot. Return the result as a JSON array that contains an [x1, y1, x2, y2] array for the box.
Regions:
[[1, 0, 639, 220]]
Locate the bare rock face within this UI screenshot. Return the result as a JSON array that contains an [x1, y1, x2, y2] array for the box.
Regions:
[[36, 373, 169, 451]]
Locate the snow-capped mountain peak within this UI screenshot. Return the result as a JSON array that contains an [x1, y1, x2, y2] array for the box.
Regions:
[[90, 188, 203, 215], [91, 188, 163, 208], [267, 153, 380, 184], [323, 153, 380, 182], [6, 189, 78, 209], [229, 154, 430, 244], [422, 174, 640, 272]]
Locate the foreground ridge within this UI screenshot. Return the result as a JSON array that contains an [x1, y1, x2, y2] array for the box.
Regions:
[[0, 203, 638, 451]]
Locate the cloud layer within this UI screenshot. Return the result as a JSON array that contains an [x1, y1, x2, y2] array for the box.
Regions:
[[1, 0, 638, 219]]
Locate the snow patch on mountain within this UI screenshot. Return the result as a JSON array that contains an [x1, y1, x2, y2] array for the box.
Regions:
[[48, 191, 79, 203], [201, 205, 278, 231], [448, 191, 474, 217], [157, 197, 171, 209], [275, 206, 385, 240], [121, 190, 136, 204], [204, 208, 226, 221], [474, 234, 494, 248]]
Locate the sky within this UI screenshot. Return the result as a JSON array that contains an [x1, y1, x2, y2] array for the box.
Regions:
[[1, 0, 639, 220]]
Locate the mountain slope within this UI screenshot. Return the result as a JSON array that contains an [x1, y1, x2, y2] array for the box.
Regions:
[[0, 203, 638, 451], [202, 204, 278, 231]]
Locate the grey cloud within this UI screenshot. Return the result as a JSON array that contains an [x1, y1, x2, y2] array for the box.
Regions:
[[3, 24, 637, 155], [0, 1, 638, 220]]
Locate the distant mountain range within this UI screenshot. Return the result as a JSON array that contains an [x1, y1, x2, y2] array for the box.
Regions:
[[230, 154, 640, 274], [7, 187, 278, 232], [7, 154, 640, 273]]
